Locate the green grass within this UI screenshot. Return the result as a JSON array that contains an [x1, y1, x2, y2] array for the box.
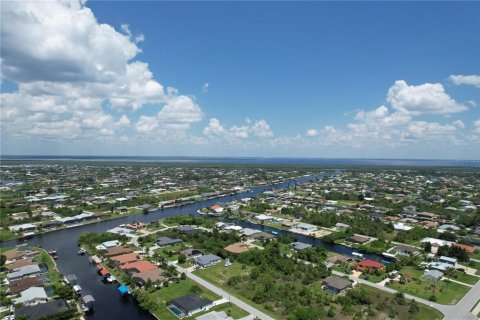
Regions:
[[193, 262, 278, 319], [149, 278, 221, 320], [360, 272, 387, 283], [184, 303, 249, 319], [154, 243, 190, 261], [0, 229, 17, 241], [33, 248, 61, 288], [447, 271, 479, 285], [388, 276, 470, 304], [360, 284, 443, 320]]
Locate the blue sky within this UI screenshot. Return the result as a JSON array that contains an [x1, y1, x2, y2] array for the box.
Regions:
[[1, 1, 479, 158]]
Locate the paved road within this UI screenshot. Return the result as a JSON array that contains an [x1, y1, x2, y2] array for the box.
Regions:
[[173, 264, 275, 320], [333, 270, 480, 320]]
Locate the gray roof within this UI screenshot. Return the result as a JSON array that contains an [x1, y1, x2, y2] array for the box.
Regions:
[[323, 276, 352, 291], [7, 264, 41, 280], [13, 286, 47, 304], [290, 242, 312, 251], [196, 311, 233, 320], [157, 236, 183, 246], [82, 295, 95, 304], [424, 270, 443, 280], [15, 299, 68, 320], [169, 293, 212, 313], [195, 254, 221, 266]]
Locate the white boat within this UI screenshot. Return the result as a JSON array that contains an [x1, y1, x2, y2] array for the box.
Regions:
[[73, 285, 82, 294], [106, 275, 116, 283], [352, 252, 364, 259]]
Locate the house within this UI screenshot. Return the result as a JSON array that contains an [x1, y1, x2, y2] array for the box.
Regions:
[[180, 248, 204, 259], [322, 276, 352, 294], [335, 223, 350, 229], [348, 235, 370, 244], [327, 255, 350, 265], [157, 236, 183, 247], [177, 225, 200, 235], [167, 293, 213, 318], [255, 214, 272, 221], [3, 249, 29, 261], [7, 264, 42, 280], [454, 243, 476, 254], [115, 206, 129, 213], [105, 246, 134, 257], [6, 258, 34, 270], [111, 253, 139, 265], [241, 228, 261, 237], [95, 240, 120, 251], [120, 260, 158, 274], [290, 242, 312, 251], [295, 223, 317, 233], [368, 212, 384, 221], [393, 223, 413, 232], [249, 232, 275, 240], [224, 242, 251, 254], [210, 205, 224, 214], [9, 277, 44, 295], [423, 270, 444, 282], [13, 286, 48, 305], [15, 299, 69, 320], [196, 310, 233, 320], [439, 256, 457, 267], [132, 268, 166, 285], [356, 259, 385, 272], [194, 254, 222, 268], [393, 245, 418, 256]]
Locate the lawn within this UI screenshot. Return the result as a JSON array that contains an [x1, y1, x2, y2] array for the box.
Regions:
[[149, 278, 221, 320], [0, 229, 17, 241], [447, 270, 480, 285], [360, 272, 387, 283], [193, 262, 278, 319], [359, 284, 444, 320], [154, 243, 190, 261], [388, 276, 470, 304], [33, 248, 61, 288]]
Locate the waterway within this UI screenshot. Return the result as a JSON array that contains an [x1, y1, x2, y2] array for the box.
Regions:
[[2, 171, 390, 319]]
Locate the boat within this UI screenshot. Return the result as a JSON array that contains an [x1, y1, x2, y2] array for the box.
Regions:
[[47, 250, 57, 255], [352, 252, 364, 260], [106, 275, 116, 283], [77, 248, 86, 255], [81, 295, 95, 313], [73, 285, 82, 294], [270, 230, 278, 235], [117, 285, 130, 296]]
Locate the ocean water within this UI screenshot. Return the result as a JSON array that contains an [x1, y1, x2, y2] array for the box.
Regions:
[[1, 155, 479, 167]]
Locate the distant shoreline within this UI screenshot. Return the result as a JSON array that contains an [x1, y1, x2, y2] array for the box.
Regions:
[[1, 155, 479, 167]]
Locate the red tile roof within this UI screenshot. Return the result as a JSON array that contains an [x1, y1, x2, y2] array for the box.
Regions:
[[111, 253, 139, 265], [357, 259, 384, 269], [120, 260, 157, 273], [455, 243, 476, 254]]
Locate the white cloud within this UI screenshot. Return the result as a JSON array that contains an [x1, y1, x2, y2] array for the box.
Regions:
[[250, 119, 273, 138], [452, 120, 465, 129], [475, 119, 480, 133], [0, 0, 202, 143], [230, 125, 249, 139], [202, 83, 209, 93], [135, 116, 159, 133], [387, 80, 467, 115], [449, 74, 480, 88], [203, 118, 225, 137], [306, 129, 319, 137]]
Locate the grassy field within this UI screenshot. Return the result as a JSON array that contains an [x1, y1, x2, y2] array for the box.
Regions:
[[448, 270, 480, 285], [360, 284, 444, 320], [154, 243, 190, 261], [33, 248, 61, 288], [0, 229, 17, 241], [388, 274, 470, 304], [149, 278, 221, 320], [193, 262, 278, 319], [360, 272, 387, 283]]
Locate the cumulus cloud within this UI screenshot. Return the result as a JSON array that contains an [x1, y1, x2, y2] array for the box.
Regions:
[[306, 129, 319, 137], [387, 80, 467, 115], [203, 118, 273, 141], [449, 74, 480, 88], [452, 120, 465, 129], [0, 0, 202, 143]]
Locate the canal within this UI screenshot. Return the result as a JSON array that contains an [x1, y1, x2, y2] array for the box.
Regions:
[[2, 175, 328, 319]]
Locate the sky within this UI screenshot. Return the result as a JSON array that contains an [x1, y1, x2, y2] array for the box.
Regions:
[[1, 1, 479, 159]]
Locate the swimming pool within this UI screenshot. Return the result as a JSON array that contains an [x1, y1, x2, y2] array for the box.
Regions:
[[168, 305, 184, 318]]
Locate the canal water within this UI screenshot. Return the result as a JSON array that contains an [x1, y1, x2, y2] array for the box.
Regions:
[[2, 172, 389, 319]]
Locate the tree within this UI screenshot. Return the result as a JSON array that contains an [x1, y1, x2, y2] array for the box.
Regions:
[[0, 254, 6, 267], [178, 253, 186, 264], [409, 300, 420, 314], [423, 242, 432, 253]]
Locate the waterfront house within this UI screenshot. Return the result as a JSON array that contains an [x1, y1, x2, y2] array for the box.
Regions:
[[105, 246, 134, 257], [9, 277, 44, 295], [168, 293, 213, 318], [13, 286, 48, 305], [393, 245, 418, 256], [132, 268, 166, 286], [348, 235, 370, 244], [290, 242, 312, 251], [110, 253, 139, 265], [120, 260, 157, 274], [7, 264, 42, 280], [356, 259, 385, 272], [15, 299, 69, 320]]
